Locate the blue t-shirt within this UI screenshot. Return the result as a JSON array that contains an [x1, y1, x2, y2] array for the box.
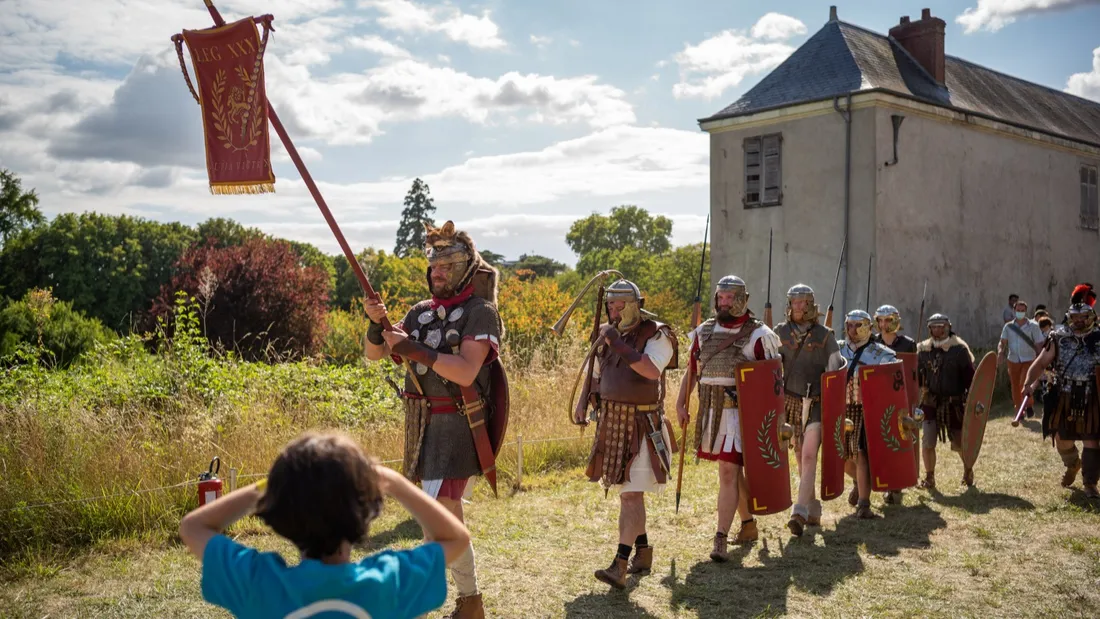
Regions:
[[201, 534, 447, 619]]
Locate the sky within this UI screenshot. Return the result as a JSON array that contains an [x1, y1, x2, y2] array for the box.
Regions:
[[1, 0, 1099, 265]]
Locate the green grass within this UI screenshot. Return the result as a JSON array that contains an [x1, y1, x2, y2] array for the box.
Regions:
[[2, 401, 1099, 618]]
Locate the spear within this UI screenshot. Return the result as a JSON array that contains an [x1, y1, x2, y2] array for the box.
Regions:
[[676, 214, 709, 514], [865, 253, 873, 311], [825, 236, 847, 329], [764, 228, 774, 328]]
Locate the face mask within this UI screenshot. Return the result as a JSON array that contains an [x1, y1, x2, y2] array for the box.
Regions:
[[1015, 311, 1026, 320]]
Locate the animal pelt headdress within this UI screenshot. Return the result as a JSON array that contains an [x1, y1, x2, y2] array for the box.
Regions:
[[423, 220, 500, 307]]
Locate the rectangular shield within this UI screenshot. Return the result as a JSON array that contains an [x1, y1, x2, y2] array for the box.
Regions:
[[820, 368, 848, 501], [734, 357, 792, 516], [897, 351, 921, 474], [859, 361, 918, 491]]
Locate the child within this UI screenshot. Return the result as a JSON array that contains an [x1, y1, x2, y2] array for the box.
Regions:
[[179, 432, 471, 619]]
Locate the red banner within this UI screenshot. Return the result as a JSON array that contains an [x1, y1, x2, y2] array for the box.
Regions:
[[180, 17, 275, 194]]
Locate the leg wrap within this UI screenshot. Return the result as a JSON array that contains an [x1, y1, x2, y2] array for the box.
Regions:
[[1060, 445, 1081, 468], [451, 544, 479, 597], [1083, 447, 1100, 486]]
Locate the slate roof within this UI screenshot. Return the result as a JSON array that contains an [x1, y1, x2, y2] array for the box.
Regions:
[[701, 20, 1100, 149]]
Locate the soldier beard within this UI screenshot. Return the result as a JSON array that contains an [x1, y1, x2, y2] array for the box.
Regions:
[[430, 259, 468, 298]]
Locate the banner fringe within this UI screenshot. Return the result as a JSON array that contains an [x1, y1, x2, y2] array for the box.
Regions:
[[209, 183, 275, 195]]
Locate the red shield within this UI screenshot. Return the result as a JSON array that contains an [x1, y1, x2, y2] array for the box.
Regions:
[[961, 352, 996, 469], [734, 357, 792, 516], [859, 361, 918, 492], [819, 368, 849, 501], [897, 352, 921, 474], [488, 359, 509, 456]]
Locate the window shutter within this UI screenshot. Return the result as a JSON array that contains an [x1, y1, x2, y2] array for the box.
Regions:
[[744, 138, 761, 206], [1091, 167, 1099, 224], [762, 135, 781, 205]]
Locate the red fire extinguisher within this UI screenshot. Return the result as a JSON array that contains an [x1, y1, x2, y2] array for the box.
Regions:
[[198, 457, 223, 506]]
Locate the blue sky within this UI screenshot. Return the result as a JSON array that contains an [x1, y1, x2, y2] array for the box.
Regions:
[[1, 0, 1098, 265]]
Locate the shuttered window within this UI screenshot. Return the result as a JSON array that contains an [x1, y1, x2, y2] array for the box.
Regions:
[[744, 133, 782, 208], [1082, 164, 1099, 231]]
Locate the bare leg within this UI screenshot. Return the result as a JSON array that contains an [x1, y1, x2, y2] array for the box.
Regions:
[[717, 461, 740, 535], [619, 492, 646, 546], [857, 452, 872, 502], [797, 425, 822, 508], [736, 468, 751, 520]]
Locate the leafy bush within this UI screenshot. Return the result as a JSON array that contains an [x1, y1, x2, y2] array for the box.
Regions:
[[151, 238, 330, 361], [0, 288, 114, 368]]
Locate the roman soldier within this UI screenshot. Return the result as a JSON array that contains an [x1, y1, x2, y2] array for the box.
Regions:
[[1023, 284, 1100, 498], [872, 304, 918, 504], [915, 313, 976, 489], [872, 305, 917, 353], [675, 275, 780, 560], [839, 309, 897, 519], [774, 284, 844, 536], [573, 278, 679, 589], [363, 221, 506, 619]]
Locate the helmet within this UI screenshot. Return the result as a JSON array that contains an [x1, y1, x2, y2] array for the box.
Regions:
[[926, 313, 952, 338], [714, 275, 749, 318], [786, 283, 819, 323], [1067, 302, 1097, 335], [844, 310, 872, 343], [605, 278, 645, 331], [874, 304, 901, 334], [424, 220, 477, 298]]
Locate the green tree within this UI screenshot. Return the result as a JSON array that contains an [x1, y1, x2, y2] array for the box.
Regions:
[[331, 248, 383, 310], [514, 253, 566, 278], [194, 217, 263, 247], [565, 205, 672, 265], [0, 213, 197, 332], [394, 178, 436, 257], [479, 250, 506, 267], [0, 169, 45, 249]]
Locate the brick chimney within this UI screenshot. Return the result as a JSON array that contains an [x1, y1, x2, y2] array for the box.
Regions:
[[889, 8, 946, 84]]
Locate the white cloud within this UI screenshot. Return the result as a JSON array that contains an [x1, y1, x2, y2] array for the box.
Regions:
[[530, 34, 552, 49], [347, 35, 413, 59], [361, 0, 506, 50], [956, 0, 1100, 34], [266, 58, 636, 145], [670, 14, 804, 100], [750, 12, 808, 41], [0, 0, 347, 70], [1067, 46, 1100, 101], [272, 16, 364, 66]]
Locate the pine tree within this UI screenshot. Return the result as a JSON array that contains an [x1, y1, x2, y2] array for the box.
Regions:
[[394, 178, 437, 257]]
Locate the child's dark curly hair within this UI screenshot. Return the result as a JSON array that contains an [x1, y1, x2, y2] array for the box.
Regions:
[[256, 432, 384, 559]]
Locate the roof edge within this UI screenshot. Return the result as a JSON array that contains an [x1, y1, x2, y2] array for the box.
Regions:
[[698, 88, 1100, 151]]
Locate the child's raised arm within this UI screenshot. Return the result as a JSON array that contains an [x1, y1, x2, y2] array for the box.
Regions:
[[179, 482, 265, 560], [376, 467, 471, 565]]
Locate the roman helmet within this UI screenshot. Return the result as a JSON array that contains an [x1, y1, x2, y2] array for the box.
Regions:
[[874, 304, 902, 334], [845, 309, 873, 344], [786, 283, 819, 323]]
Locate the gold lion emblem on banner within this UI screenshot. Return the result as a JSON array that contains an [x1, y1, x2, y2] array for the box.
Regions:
[[209, 66, 264, 152]]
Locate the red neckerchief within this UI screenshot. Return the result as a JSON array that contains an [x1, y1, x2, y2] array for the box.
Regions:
[[430, 284, 474, 309], [718, 313, 751, 329]]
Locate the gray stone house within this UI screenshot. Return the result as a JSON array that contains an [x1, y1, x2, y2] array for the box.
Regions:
[[700, 6, 1100, 344]]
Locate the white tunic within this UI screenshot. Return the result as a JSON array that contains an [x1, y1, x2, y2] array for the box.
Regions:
[[689, 321, 781, 456]]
